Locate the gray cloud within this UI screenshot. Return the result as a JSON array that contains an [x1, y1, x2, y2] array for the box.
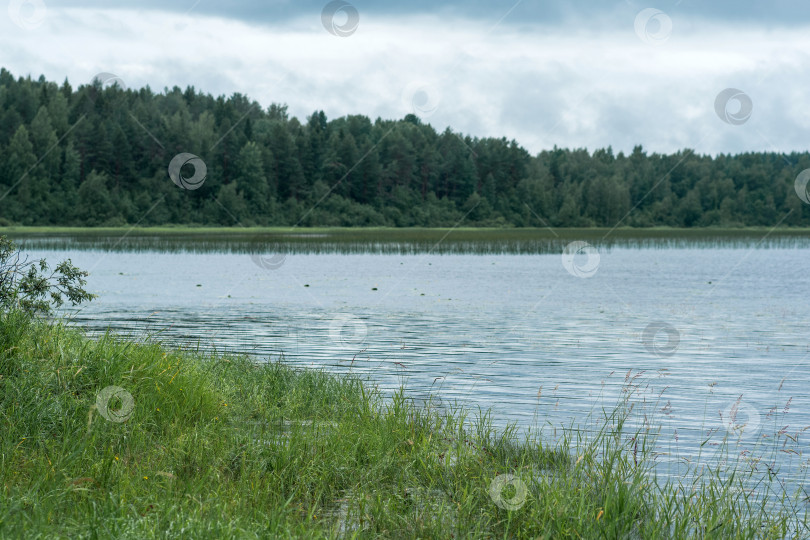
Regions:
[[2, 4, 809, 157], [43, 0, 810, 26]]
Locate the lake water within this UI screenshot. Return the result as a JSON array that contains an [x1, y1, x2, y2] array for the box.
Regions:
[[16, 235, 810, 490]]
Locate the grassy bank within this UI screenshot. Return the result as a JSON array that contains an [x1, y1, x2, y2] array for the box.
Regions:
[[5, 225, 810, 237], [0, 311, 806, 538]]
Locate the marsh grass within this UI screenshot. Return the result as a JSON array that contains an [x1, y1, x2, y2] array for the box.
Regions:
[[5, 226, 810, 255], [1, 310, 808, 538]]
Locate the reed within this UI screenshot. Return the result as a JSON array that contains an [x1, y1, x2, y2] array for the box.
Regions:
[[0, 310, 806, 538], [5, 226, 810, 255]]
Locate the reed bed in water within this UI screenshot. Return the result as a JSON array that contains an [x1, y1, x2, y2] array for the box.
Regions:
[[5, 226, 810, 255]]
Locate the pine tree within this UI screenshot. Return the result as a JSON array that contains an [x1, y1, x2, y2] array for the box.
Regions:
[[236, 141, 271, 217]]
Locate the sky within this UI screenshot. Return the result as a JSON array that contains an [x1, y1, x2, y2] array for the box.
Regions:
[[2, 0, 810, 156]]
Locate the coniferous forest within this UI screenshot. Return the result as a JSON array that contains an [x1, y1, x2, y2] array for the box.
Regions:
[[1, 69, 808, 228]]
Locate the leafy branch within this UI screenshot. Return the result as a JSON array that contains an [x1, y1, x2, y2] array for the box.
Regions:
[[0, 235, 95, 315]]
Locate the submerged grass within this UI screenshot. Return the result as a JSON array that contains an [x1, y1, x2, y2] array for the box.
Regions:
[[1, 310, 807, 538]]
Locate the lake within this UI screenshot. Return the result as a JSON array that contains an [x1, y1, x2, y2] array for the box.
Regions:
[[11, 230, 810, 490]]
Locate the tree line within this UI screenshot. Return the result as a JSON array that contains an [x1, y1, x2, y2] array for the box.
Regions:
[[1, 69, 809, 228]]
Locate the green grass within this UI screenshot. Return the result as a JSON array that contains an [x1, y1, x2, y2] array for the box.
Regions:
[[0, 310, 807, 538], [5, 226, 810, 233]]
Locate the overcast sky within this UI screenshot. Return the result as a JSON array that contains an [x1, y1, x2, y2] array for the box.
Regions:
[[3, 0, 809, 156]]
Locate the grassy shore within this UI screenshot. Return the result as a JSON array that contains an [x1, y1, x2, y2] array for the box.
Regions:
[[0, 311, 806, 538], [4, 225, 810, 236]]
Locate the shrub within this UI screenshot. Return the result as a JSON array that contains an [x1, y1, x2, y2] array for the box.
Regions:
[[0, 235, 94, 315]]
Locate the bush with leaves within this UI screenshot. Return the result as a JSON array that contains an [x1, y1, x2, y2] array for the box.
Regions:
[[0, 235, 94, 315]]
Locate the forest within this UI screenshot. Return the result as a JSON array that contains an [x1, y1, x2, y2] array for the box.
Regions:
[[1, 68, 809, 228]]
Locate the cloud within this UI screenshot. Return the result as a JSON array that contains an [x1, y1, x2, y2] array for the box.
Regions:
[[41, 0, 810, 27], [2, 5, 809, 156]]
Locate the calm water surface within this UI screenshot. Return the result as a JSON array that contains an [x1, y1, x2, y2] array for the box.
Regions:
[[23, 239, 810, 486]]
